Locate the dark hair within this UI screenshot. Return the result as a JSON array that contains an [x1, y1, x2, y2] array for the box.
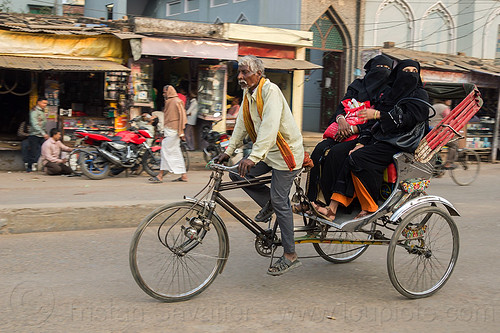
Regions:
[[37, 97, 48, 102], [49, 128, 60, 137]]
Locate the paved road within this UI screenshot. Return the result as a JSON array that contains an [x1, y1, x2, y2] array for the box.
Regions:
[[1, 164, 500, 331]]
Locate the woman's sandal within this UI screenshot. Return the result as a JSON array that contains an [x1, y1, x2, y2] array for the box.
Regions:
[[292, 202, 311, 214], [311, 202, 336, 221], [267, 256, 302, 276]]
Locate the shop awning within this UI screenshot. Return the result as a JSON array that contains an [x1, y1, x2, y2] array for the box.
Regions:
[[237, 56, 322, 71], [257, 58, 322, 71], [0, 55, 130, 72], [141, 37, 239, 60]]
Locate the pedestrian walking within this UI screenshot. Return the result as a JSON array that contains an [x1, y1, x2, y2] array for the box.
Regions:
[[149, 85, 188, 183]]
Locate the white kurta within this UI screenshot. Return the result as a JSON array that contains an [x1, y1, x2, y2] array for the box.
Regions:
[[225, 78, 304, 171], [160, 127, 186, 174]]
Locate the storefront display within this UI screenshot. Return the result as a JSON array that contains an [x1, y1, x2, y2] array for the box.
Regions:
[[61, 116, 114, 143], [105, 71, 129, 101], [130, 60, 154, 107], [466, 117, 495, 153], [197, 64, 227, 119]]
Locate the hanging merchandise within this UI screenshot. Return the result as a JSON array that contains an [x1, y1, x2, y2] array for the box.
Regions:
[[130, 60, 154, 107], [197, 64, 227, 118]]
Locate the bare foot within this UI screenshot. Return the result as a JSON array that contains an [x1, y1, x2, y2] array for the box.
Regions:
[[355, 210, 370, 219]]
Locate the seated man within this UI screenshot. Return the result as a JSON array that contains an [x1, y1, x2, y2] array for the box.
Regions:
[[41, 128, 73, 175]]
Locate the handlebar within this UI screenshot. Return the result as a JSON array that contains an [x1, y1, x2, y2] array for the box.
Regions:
[[206, 160, 239, 172]]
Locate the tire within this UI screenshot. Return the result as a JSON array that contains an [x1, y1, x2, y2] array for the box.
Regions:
[[78, 149, 111, 180], [387, 206, 459, 299], [130, 202, 229, 302], [450, 149, 480, 186], [313, 230, 370, 263], [67, 149, 87, 175], [142, 150, 160, 177], [180, 142, 190, 172]]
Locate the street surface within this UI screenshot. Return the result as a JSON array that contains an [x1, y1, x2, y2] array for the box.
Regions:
[[1, 163, 500, 332]]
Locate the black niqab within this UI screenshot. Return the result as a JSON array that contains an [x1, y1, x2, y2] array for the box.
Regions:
[[383, 59, 423, 105], [349, 54, 393, 103], [362, 54, 393, 101]]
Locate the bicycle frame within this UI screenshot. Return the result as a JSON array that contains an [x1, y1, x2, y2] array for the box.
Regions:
[[192, 165, 394, 248]]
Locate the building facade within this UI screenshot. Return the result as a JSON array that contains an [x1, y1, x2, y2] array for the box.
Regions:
[[85, 0, 363, 132], [5, 0, 84, 16], [363, 0, 500, 60]]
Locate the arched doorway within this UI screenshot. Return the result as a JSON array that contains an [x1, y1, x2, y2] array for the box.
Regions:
[[303, 10, 349, 132]]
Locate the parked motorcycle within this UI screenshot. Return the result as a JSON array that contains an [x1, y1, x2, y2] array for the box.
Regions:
[[75, 128, 160, 180], [201, 124, 252, 165]]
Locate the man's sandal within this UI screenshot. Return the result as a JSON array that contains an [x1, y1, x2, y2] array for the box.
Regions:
[[292, 202, 310, 214], [267, 256, 302, 276]]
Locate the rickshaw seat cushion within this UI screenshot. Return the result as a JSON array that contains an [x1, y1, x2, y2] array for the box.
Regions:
[[383, 163, 397, 184]]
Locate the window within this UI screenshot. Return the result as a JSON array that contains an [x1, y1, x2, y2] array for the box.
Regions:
[[166, 1, 182, 16], [106, 3, 114, 20], [28, 5, 53, 14], [186, 0, 199, 12], [210, 0, 228, 8]]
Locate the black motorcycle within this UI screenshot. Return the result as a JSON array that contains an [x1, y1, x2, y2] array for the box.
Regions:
[[201, 125, 252, 165]]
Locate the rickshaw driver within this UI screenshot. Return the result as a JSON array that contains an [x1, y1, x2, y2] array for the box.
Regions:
[[215, 55, 304, 276]]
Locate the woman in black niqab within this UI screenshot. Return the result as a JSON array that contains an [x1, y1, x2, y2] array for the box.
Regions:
[[312, 59, 429, 221], [301, 55, 394, 208]]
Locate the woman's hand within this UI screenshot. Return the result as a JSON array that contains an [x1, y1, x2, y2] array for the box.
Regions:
[[349, 143, 364, 155], [337, 117, 350, 138], [358, 108, 379, 122], [335, 117, 356, 142]]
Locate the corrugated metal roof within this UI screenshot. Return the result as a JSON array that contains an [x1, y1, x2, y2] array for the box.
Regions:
[[0, 12, 132, 37], [0, 55, 130, 72], [367, 47, 500, 76]]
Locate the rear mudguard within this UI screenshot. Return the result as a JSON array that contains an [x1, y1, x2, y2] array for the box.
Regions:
[[390, 195, 460, 223]]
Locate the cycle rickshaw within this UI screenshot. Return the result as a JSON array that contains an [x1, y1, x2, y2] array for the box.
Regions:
[[129, 82, 482, 301]]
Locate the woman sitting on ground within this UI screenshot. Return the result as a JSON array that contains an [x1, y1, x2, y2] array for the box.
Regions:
[[312, 59, 430, 221]]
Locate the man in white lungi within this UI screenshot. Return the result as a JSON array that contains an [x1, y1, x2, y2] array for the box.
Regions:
[[151, 85, 188, 183]]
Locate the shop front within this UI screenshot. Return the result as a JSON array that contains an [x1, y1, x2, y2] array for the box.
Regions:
[[0, 28, 134, 170], [0, 56, 130, 144], [127, 36, 238, 149]]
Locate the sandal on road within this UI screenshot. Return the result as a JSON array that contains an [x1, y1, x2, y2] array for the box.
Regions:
[[267, 256, 302, 276], [172, 177, 188, 182], [148, 176, 163, 183]]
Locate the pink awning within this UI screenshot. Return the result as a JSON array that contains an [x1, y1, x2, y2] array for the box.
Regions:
[[141, 37, 238, 60]]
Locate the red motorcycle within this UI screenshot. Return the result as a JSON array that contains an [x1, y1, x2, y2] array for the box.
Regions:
[[75, 128, 161, 180]]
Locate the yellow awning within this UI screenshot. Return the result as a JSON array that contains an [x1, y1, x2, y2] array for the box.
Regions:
[[0, 55, 129, 72]]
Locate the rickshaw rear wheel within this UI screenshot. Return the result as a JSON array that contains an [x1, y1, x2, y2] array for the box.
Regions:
[[387, 206, 459, 298]]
